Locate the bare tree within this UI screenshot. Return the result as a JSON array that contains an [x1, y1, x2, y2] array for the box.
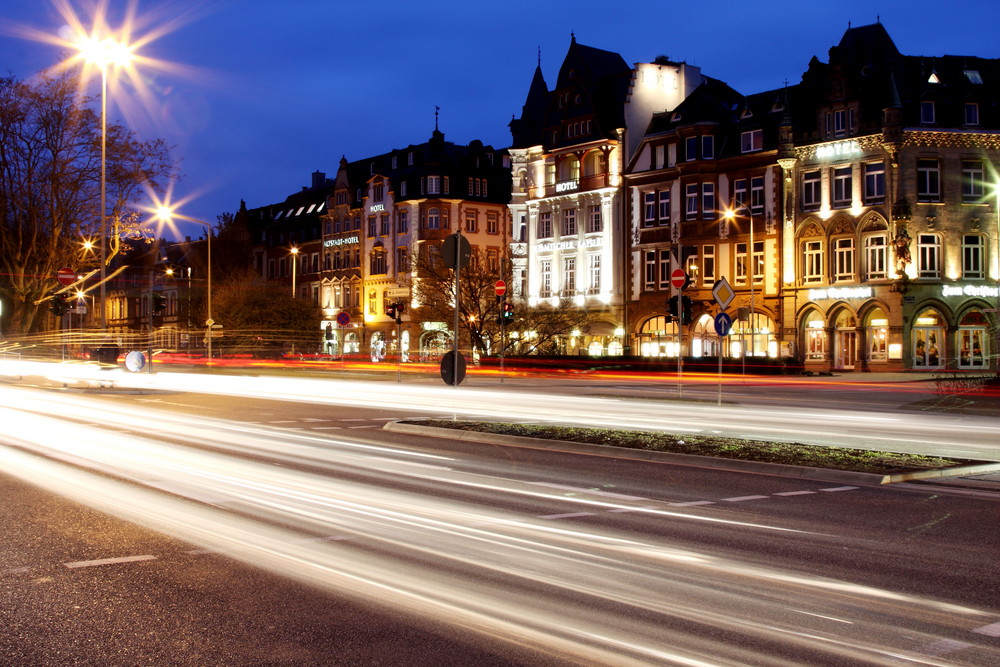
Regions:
[[0, 72, 172, 335], [412, 243, 599, 357]]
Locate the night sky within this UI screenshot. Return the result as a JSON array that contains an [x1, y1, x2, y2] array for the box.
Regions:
[[3, 0, 1000, 240]]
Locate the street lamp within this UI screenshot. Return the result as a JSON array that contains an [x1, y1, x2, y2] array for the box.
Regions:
[[154, 207, 213, 362], [76, 35, 134, 330], [723, 206, 757, 359], [290, 246, 300, 298]]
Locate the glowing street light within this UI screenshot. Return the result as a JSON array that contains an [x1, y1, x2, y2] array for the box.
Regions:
[[723, 206, 757, 360], [290, 246, 300, 298], [154, 206, 213, 362], [76, 34, 135, 331]]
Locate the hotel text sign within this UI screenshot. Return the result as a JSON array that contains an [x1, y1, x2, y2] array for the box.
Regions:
[[808, 286, 873, 301], [535, 237, 603, 253], [942, 284, 1000, 299], [323, 235, 360, 248]]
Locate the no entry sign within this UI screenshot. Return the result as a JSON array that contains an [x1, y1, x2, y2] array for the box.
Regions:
[[57, 267, 75, 286]]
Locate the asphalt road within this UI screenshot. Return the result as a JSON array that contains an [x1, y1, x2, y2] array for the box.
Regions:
[[2, 367, 1000, 664]]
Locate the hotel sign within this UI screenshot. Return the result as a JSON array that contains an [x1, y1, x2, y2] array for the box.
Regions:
[[323, 235, 360, 248], [808, 286, 872, 301], [815, 140, 862, 160], [942, 284, 1000, 299], [370, 203, 386, 213], [555, 180, 579, 193], [535, 237, 603, 253]]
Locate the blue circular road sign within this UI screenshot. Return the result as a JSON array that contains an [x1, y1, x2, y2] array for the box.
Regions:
[[713, 312, 733, 337]]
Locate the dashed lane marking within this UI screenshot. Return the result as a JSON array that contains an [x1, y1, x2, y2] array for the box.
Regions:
[[773, 490, 817, 496], [819, 486, 859, 492], [721, 495, 771, 502], [670, 500, 717, 507], [539, 512, 596, 520], [63, 554, 157, 569]]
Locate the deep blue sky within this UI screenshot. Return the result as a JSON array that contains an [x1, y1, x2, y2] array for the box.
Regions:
[[3, 0, 1000, 240]]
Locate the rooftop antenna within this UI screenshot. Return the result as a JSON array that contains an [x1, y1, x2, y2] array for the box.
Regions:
[[435, 105, 440, 131], [537, 45, 541, 67]]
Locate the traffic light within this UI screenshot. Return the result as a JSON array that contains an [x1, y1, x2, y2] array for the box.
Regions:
[[385, 303, 397, 320], [49, 293, 69, 316], [669, 295, 693, 325], [152, 292, 167, 314], [502, 301, 514, 324]]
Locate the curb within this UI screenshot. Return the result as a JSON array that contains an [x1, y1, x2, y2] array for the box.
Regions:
[[383, 421, 1000, 486]]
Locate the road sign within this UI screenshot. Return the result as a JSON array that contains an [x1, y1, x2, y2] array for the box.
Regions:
[[714, 312, 733, 337], [442, 233, 472, 270], [386, 287, 409, 299], [336, 311, 351, 327], [670, 268, 687, 290], [495, 280, 507, 297], [440, 350, 467, 385], [57, 267, 75, 286], [712, 277, 735, 310]]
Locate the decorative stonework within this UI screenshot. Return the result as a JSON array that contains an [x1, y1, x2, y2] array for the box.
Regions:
[[902, 130, 1000, 150]]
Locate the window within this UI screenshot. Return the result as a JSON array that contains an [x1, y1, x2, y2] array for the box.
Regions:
[[834, 110, 846, 137], [367, 216, 376, 237], [658, 190, 670, 223], [864, 162, 885, 204], [427, 207, 440, 229], [370, 251, 387, 275], [380, 214, 390, 236], [563, 257, 576, 295], [750, 177, 764, 214], [427, 175, 441, 195], [540, 260, 551, 297], [368, 290, 377, 315], [701, 245, 715, 283], [563, 209, 576, 236], [398, 210, 408, 233], [701, 183, 715, 219], [701, 135, 714, 160], [487, 211, 499, 235], [587, 205, 602, 233], [397, 247, 409, 272], [391, 155, 398, 169], [643, 192, 656, 225], [965, 102, 980, 126], [918, 233, 940, 278], [864, 234, 887, 280], [685, 183, 699, 220], [917, 159, 941, 202], [373, 183, 384, 201], [920, 101, 936, 124], [733, 179, 748, 209], [735, 243, 748, 285], [538, 211, 553, 238], [962, 160, 985, 202], [752, 241, 764, 284], [685, 136, 698, 161], [588, 254, 601, 293], [832, 166, 852, 209], [658, 250, 671, 288], [803, 170, 821, 210], [804, 240, 824, 283], [465, 211, 478, 233], [487, 248, 498, 272], [740, 129, 763, 153], [644, 251, 656, 288], [834, 237, 855, 281], [963, 235, 984, 279], [400, 181, 407, 197]]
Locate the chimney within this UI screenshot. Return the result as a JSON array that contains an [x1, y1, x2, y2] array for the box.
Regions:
[[312, 170, 326, 189]]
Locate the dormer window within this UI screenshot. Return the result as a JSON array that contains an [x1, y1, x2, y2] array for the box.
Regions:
[[965, 69, 984, 84], [920, 101, 936, 124], [965, 102, 980, 126], [740, 129, 763, 153]]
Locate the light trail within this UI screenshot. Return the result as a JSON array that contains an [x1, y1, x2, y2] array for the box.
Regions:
[[2, 383, 999, 663]]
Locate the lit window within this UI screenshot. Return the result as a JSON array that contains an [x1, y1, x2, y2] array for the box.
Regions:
[[962, 160, 985, 202], [735, 243, 748, 285], [658, 191, 670, 224], [538, 211, 552, 238], [804, 240, 824, 283], [834, 237, 855, 281], [740, 129, 763, 153], [563, 209, 576, 236], [644, 192, 656, 225], [802, 170, 821, 210], [864, 235, 887, 280], [864, 162, 885, 204], [832, 166, 852, 209], [917, 234, 941, 278], [917, 159, 941, 202], [685, 183, 699, 220], [586, 205, 602, 233], [963, 234, 984, 279], [701, 245, 715, 284]]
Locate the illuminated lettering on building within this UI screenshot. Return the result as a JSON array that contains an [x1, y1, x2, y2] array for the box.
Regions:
[[942, 284, 1000, 298], [535, 237, 603, 253], [555, 180, 579, 193], [323, 235, 360, 248], [370, 203, 386, 213], [808, 286, 873, 301], [815, 140, 862, 160]]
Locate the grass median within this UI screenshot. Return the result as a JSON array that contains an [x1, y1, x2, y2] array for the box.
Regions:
[[411, 420, 974, 475]]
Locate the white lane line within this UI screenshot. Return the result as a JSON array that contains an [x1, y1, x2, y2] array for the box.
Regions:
[[529, 482, 646, 500], [63, 554, 157, 569], [311, 426, 343, 430], [348, 425, 379, 430], [920, 639, 971, 656], [607, 507, 660, 513], [539, 512, 595, 520], [302, 418, 329, 422], [789, 609, 853, 624], [820, 486, 859, 492], [340, 418, 369, 422], [721, 495, 770, 502], [773, 490, 817, 496], [267, 420, 298, 424], [972, 621, 1000, 637], [669, 501, 716, 507]]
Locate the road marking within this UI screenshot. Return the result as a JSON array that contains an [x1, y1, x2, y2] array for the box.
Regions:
[[819, 486, 859, 492], [721, 495, 770, 502], [920, 639, 970, 656], [669, 500, 716, 507], [311, 426, 342, 430], [348, 425, 379, 429], [539, 512, 595, 520], [63, 554, 157, 569], [972, 621, 1000, 637], [529, 482, 646, 500], [789, 609, 853, 624], [267, 420, 299, 424], [773, 490, 817, 496]]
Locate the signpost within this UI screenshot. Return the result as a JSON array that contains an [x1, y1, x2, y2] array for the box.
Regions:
[[712, 278, 736, 405], [671, 268, 687, 397]]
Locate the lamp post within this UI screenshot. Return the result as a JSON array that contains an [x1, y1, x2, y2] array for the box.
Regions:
[[290, 246, 300, 298], [724, 206, 756, 361], [154, 208, 213, 363], [77, 36, 134, 331]]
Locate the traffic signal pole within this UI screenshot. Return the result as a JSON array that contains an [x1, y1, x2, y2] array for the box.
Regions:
[[677, 281, 683, 399]]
